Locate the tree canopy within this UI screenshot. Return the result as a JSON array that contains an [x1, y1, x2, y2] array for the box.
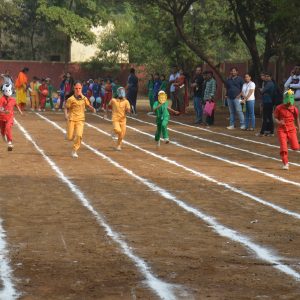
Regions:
[[0, 0, 298, 81]]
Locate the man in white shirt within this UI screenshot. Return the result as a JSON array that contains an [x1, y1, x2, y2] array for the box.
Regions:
[[284, 65, 300, 110], [169, 66, 179, 110]]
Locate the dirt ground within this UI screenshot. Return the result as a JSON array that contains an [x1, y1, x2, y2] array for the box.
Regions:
[[1, 101, 300, 299]]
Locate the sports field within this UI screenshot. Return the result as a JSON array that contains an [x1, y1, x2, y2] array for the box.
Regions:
[[1, 103, 300, 300]]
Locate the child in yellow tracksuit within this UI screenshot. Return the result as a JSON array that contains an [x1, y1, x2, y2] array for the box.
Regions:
[[64, 81, 96, 158], [106, 87, 131, 151]]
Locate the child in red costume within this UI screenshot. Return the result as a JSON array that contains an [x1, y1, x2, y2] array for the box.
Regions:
[[38, 78, 49, 111], [0, 84, 23, 151], [274, 89, 300, 170], [102, 80, 112, 110]]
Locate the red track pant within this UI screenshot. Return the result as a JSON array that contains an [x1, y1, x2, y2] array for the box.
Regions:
[[0, 119, 13, 142], [277, 128, 299, 164]]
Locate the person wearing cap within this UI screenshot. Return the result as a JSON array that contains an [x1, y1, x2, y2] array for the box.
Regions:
[[105, 87, 131, 151], [153, 90, 179, 146], [274, 89, 300, 170], [0, 84, 23, 151], [64, 81, 96, 158]]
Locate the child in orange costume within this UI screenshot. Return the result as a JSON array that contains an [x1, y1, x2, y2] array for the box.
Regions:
[[105, 87, 131, 151], [64, 82, 96, 158], [29, 76, 40, 111], [0, 84, 23, 151], [274, 89, 300, 170]]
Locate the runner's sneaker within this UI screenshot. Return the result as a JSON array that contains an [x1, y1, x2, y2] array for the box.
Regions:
[[240, 125, 246, 130], [164, 139, 170, 144], [71, 151, 78, 158], [226, 125, 234, 130], [116, 145, 122, 151], [157, 140, 161, 147], [7, 141, 13, 151], [282, 164, 289, 170], [111, 133, 118, 141]]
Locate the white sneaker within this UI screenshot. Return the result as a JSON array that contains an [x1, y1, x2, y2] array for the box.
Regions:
[[116, 145, 122, 151], [164, 139, 170, 144], [52, 108, 55, 111], [227, 125, 235, 130], [282, 164, 289, 170], [156, 140, 161, 147], [240, 125, 246, 130], [7, 141, 13, 151], [58, 109, 62, 112], [111, 133, 118, 141], [71, 151, 78, 158]]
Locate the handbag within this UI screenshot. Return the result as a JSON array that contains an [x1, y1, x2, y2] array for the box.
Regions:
[[204, 101, 215, 117]]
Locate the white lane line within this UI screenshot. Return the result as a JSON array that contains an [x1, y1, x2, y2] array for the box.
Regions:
[[0, 218, 19, 299], [86, 116, 300, 220], [147, 114, 282, 150], [36, 113, 300, 282], [127, 116, 300, 167], [122, 119, 300, 188], [15, 118, 183, 300]]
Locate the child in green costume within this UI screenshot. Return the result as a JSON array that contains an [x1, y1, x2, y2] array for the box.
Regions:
[[153, 90, 179, 146]]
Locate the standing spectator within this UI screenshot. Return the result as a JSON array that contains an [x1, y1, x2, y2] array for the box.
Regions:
[[284, 65, 300, 111], [46, 78, 55, 111], [191, 66, 204, 124], [15, 67, 29, 111], [127, 68, 139, 115], [159, 74, 168, 92], [203, 71, 217, 126], [257, 72, 275, 136], [226, 67, 245, 130], [174, 69, 186, 114], [147, 74, 154, 113], [153, 73, 162, 103], [241, 73, 256, 130], [112, 78, 121, 98], [169, 66, 180, 110], [38, 78, 49, 112], [59, 72, 74, 111], [29, 76, 40, 111], [103, 79, 112, 110], [82, 80, 89, 97], [92, 79, 100, 109], [2, 70, 13, 87]]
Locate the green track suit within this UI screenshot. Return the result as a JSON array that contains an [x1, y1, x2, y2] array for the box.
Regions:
[[154, 100, 169, 141]]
